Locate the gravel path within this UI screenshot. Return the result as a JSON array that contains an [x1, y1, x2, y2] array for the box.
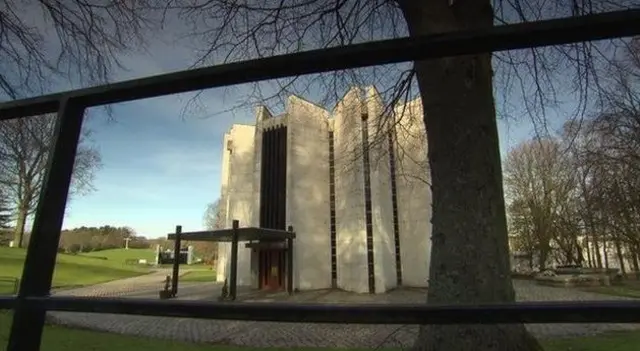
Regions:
[[52, 269, 172, 298], [48, 279, 640, 348]]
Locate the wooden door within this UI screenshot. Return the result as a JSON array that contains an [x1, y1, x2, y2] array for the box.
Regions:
[[259, 249, 286, 290]]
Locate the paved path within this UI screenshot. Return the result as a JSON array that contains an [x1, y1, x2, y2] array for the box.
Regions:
[[52, 269, 172, 298], [48, 279, 640, 348]]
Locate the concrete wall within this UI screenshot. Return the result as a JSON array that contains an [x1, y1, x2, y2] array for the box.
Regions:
[[394, 99, 431, 287], [216, 124, 256, 286], [217, 87, 432, 292], [286, 95, 332, 290], [216, 133, 232, 282], [333, 87, 369, 293], [365, 87, 397, 293], [251, 106, 270, 228]]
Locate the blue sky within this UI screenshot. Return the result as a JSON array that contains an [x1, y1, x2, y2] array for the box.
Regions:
[[62, 98, 249, 238]]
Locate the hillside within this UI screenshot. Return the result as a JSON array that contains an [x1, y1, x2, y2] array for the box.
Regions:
[[0, 247, 152, 294]]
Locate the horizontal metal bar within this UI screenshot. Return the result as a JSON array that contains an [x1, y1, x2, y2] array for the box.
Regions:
[[24, 296, 640, 324], [167, 227, 295, 242], [1, 9, 639, 120], [0, 296, 17, 309]]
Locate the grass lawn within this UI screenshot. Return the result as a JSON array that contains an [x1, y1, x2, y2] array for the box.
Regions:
[[1, 311, 640, 350], [575, 277, 640, 299], [0, 311, 228, 351], [581, 285, 640, 299], [0, 278, 18, 295], [180, 267, 217, 282], [543, 331, 640, 350], [0, 247, 151, 293], [80, 248, 156, 264]]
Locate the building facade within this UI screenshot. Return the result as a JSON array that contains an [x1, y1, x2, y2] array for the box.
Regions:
[[216, 86, 432, 294]]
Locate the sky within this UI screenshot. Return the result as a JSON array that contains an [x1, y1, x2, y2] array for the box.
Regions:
[[10, 8, 568, 240]]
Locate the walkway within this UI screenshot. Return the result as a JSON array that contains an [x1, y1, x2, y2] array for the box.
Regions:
[[48, 279, 640, 348]]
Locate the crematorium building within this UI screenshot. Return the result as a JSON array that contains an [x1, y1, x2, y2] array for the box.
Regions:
[[215, 86, 432, 294]]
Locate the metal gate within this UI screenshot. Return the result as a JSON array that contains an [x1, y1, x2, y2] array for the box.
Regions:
[[1, 9, 640, 351]]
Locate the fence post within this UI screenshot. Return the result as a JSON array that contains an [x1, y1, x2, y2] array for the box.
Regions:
[[171, 225, 182, 297], [229, 220, 239, 300], [287, 225, 294, 295], [7, 98, 86, 351]]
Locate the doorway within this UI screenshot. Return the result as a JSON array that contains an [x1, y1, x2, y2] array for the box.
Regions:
[[259, 248, 286, 290]]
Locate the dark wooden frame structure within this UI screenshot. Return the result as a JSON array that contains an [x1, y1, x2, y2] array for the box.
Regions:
[[1, 9, 640, 351], [166, 220, 296, 299]]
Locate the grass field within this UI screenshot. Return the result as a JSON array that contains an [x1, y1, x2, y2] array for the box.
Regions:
[[80, 248, 157, 264], [0, 247, 152, 294], [577, 277, 640, 299], [581, 285, 640, 299], [1, 312, 639, 351], [180, 267, 217, 282]]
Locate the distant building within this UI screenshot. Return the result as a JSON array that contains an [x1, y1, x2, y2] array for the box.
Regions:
[[216, 87, 432, 293]]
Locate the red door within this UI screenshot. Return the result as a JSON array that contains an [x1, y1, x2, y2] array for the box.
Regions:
[[259, 249, 285, 290]]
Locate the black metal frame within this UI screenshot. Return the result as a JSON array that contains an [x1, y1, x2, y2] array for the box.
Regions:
[[1, 9, 640, 351], [171, 225, 182, 297], [166, 221, 295, 300]]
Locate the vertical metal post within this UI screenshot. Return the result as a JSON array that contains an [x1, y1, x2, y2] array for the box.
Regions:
[[287, 225, 294, 295], [7, 98, 86, 351], [229, 219, 239, 300], [171, 225, 182, 297]]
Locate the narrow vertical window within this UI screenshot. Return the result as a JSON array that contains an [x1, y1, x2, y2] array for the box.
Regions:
[[388, 131, 402, 286], [259, 126, 287, 230], [361, 113, 375, 294], [328, 131, 337, 288]]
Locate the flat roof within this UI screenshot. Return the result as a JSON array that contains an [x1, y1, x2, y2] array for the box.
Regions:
[[167, 227, 295, 242]]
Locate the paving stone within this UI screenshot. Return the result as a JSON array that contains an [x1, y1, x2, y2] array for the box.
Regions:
[[47, 278, 640, 348]]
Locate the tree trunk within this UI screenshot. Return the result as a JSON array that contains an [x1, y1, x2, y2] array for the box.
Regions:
[[602, 237, 609, 270], [592, 232, 602, 268], [537, 243, 549, 271], [585, 235, 593, 268], [400, 1, 541, 350], [632, 244, 640, 279], [573, 236, 584, 265], [13, 204, 28, 248], [613, 236, 626, 277]]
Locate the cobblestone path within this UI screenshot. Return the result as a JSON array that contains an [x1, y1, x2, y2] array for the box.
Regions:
[[48, 279, 640, 348]]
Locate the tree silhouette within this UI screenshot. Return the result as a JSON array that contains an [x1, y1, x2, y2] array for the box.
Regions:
[[0, 114, 102, 248], [0, 187, 11, 229]]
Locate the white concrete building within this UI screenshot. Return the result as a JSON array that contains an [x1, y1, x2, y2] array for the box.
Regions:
[[216, 87, 432, 293]]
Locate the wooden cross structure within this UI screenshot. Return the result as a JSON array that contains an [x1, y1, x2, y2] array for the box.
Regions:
[[166, 219, 296, 300]]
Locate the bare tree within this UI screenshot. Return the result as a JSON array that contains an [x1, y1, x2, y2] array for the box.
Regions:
[[0, 114, 101, 248], [573, 39, 640, 273], [203, 198, 226, 230], [505, 37, 640, 276], [0, 186, 11, 229], [504, 138, 580, 269], [190, 198, 226, 264], [0, 0, 158, 100]]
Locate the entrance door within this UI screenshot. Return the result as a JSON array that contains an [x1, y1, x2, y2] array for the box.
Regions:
[[259, 249, 286, 290]]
